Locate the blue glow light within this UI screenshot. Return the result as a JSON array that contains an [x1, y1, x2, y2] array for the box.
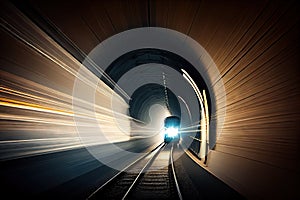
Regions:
[[165, 127, 179, 137]]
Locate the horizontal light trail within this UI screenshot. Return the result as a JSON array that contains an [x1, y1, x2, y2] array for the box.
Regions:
[[0, 97, 74, 117], [180, 130, 202, 133], [0, 17, 127, 103], [180, 124, 202, 130], [0, 82, 135, 122], [0, 6, 149, 162], [0, 137, 80, 144], [189, 136, 202, 142]]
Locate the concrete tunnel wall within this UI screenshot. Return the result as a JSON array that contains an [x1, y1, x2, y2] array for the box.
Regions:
[[1, 0, 300, 199]]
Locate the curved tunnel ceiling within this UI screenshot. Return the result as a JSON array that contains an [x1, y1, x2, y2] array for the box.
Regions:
[[77, 26, 222, 143], [129, 83, 181, 123], [102, 48, 211, 122]]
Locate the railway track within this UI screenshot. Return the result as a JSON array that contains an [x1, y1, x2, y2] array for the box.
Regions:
[[87, 142, 182, 200]]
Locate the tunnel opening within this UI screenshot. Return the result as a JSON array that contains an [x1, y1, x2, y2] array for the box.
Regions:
[[129, 83, 181, 125]]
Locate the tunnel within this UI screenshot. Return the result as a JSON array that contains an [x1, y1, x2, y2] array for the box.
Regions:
[[0, 0, 299, 199]]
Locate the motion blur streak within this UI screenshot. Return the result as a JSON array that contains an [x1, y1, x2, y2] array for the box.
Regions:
[[0, 2, 144, 161], [0, 98, 74, 117]]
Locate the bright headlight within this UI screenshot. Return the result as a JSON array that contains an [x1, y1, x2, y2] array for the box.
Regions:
[[165, 127, 179, 137]]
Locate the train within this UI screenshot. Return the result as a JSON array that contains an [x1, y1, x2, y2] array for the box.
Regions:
[[163, 116, 181, 143]]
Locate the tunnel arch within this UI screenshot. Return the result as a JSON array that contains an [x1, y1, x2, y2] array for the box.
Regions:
[[129, 83, 181, 124], [101, 48, 211, 118], [84, 27, 226, 151], [73, 27, 227, 169]]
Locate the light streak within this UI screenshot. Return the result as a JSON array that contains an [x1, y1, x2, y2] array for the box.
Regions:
[[180, 130, 203, 133], [203, 89, 209, 145], [180, 124, 202, 130], [177, 95, 192, 123], [181, 69, 209, 159], [0, 6, 145, 161], [182, 69, 204, 103], [189, 136, 202, 142], [0, 137, 79, 144], [1, 15, 130, 101], [0, 97, 74, 117]]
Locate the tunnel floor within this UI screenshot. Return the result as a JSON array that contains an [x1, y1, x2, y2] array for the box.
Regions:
[[0, 140, 244, 199]]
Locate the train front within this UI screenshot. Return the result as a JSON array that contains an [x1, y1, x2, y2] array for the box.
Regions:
[[163, 116, 180, 143]]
